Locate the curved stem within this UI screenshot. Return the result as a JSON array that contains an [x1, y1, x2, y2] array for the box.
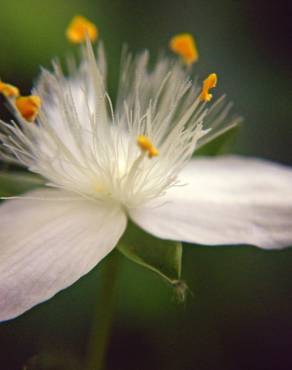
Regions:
[[86, 250, 120, 370]]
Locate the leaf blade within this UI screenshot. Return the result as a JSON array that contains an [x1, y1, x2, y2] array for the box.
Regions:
[[0, 171, 44, 197]]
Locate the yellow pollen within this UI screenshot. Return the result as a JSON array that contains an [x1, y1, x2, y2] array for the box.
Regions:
[[66, 15, 98, 44], [169, 33, 198, 65], [148, 146, 159, 158], [0, 80, 20, 98], [15, 96, 41, 122], [137, 135, 159, 158], [200, 73, 218, 102]]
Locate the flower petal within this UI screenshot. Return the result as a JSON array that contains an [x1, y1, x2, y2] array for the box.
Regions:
[[130, 156, 292, 249], [0, 189, 127, 321]]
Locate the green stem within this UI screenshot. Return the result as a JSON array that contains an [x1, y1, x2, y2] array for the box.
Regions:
[[86, 250, 120, 370]]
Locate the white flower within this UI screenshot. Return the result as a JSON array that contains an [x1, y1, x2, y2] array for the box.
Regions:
[[0, 38, 291, 321]]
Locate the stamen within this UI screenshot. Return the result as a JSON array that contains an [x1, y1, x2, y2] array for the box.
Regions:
[[137, 135, 159, 158], [169, 33, 198, 65], [66, 15, 98, 44], [15, 96, 41, 122], [200, 73, 217, 102], [0, 81, 20, 98]]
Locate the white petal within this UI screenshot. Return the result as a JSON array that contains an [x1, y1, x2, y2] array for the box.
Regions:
[[0, 189, 127, 321], [129, 156, 292, 249]]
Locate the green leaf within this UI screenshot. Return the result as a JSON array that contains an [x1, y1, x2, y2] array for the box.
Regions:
[[195, 123, 241, 157], [117, 221, 183, 285], [0, 171, 44, 197]]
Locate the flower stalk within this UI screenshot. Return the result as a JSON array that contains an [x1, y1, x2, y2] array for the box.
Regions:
[[86, 250, 120, 370]]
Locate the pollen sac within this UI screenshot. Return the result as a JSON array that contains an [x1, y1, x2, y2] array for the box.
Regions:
[[148, 146, 159, 158], [137, 135, 159, 158], [66, 15, 98, 44], [15, 96, 41, 122], [169, 33, 198, 65], [200, 73, 218, 102], [0, 80, 20, 98]]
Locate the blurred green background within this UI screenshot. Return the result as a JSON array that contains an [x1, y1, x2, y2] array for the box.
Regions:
[[0, 0, 292, 369]]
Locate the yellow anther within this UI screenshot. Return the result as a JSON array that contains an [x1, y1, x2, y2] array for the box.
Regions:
[[15, 96, 41, 122], [200, 73, 218, 102], [137, 135, 159, 158], [148, 146, 159, 158], [66, 15, 98, 44], [169, 33, 198, 65], [0, 80, 20, 98]]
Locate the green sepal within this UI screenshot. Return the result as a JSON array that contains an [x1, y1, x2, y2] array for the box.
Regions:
[[0, 171, 44, 197], [195, 123, 241, 157], [117, 221, 183, 286]]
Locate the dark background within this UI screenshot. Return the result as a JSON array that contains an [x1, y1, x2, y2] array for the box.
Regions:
[[0, 0, 292, 369]]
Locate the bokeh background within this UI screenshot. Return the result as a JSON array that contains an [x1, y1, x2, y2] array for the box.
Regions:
[[0, 0, 292, 369]]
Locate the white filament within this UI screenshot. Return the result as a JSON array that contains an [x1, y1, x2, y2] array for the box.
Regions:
[[0, 41, 240, 208]]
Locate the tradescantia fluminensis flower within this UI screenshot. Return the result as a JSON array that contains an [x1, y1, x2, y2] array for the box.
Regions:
[[0, 16, 291, 321]]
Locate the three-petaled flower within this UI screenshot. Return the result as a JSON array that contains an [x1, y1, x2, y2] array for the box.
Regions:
[[0, 17, 291, 321]]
